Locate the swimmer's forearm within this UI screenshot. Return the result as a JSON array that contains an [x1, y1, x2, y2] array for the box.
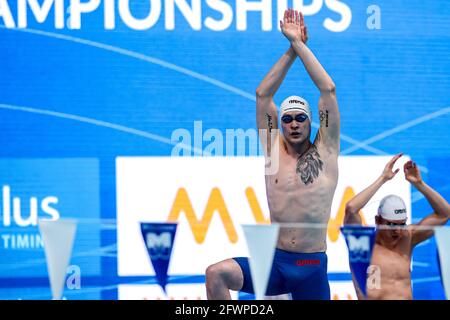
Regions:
[[256, 47, 296, 98], [290, 39, 335, 93], [414, 181, 450, 219], [346, 176, 386, 217]]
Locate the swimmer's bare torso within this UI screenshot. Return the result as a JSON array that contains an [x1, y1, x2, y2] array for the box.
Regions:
[[366, 235, 413, 300], [256, 12, 340, 254], [266, 133, 338, 253]]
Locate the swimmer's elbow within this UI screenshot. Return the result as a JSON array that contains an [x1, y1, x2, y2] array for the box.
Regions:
[[345, 202, 356, 215], [344, 202, 359, 223], [320, 82, 336, 95], [256, 87, 271, 98], [436, 204, 450, 220]]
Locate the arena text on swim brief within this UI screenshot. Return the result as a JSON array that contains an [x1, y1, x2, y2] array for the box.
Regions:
[[1, 0, 353, 32]]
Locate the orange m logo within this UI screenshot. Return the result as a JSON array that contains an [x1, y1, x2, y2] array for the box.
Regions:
[[168, 186, 366, 244], [167, 187, 269, 244], [328, 187, 368, 241]]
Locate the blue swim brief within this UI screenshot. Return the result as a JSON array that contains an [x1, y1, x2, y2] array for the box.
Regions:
[[233, 248, 330, 300]]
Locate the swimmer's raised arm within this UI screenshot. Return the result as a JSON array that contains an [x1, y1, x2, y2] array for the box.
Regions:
[[256, 47, 296, 154], [406, 160, 450, 246], [281, 9, 339, 152], [344, 153, 403, 225]]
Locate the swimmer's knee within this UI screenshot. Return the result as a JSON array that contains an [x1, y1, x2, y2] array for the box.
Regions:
[[206, 262, 227, 288], [205, 263, 221, 285], [205, 260, 242, 290]]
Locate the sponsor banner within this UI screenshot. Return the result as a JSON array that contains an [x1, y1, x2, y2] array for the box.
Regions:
[[117, 156, 411, 275], [0, 159, 101, 277], [1, 0, 353, 32]]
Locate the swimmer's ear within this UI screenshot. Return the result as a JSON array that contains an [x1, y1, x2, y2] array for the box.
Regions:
[[375, 215, 381, 225]]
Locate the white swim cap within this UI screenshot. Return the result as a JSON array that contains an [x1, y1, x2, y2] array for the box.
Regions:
[[280, 96, 312, 121], [378, 195, 407, 221]]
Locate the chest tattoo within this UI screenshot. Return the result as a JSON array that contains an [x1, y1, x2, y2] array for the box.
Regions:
[[296, 145, 324, 185]]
